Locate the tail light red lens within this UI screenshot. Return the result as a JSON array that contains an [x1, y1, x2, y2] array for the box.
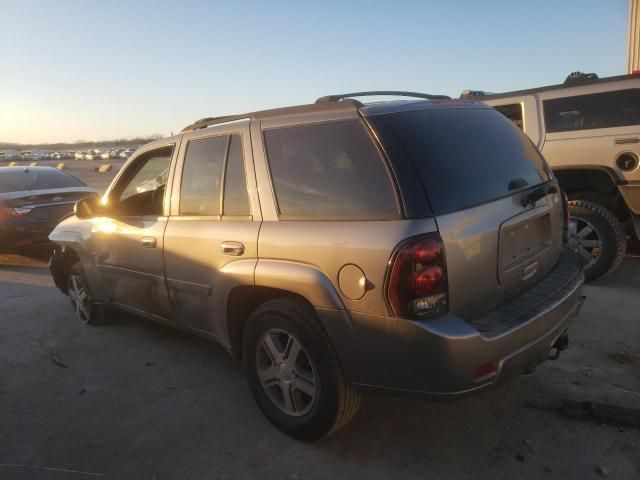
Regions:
[[0, 207, 31, 219], [410, 266, 445, 296], [387, 235, 448, 318]]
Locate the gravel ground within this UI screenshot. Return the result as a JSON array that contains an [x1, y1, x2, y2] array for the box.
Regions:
[[0, 260, 638, 480], [0, 161, 638, 479]]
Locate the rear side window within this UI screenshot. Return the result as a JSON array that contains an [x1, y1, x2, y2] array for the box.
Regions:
[[264, 120, 399, 219], [223, 135, 250, 216], [544, 89, 640, 133], [180, 136, 227, 216], [0, 169, 84, 193], [375, 108, 550, 215]]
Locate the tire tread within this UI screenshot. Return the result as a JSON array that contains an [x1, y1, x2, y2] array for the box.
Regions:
[[568, 200, 626, 280], [249, 296, 361, 439]]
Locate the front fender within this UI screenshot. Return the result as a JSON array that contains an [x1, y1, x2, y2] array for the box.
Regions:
[[48, 216, 106, 300]]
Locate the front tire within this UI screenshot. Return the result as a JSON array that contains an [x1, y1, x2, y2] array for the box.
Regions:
[[568, 201, 626, 281], [242, 297, 361, 441], [68, 262, 109, 325]]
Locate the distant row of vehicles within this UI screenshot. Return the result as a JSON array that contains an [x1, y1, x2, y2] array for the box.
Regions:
[[74, 148, 137, 161], [0, 147, 138, 162]]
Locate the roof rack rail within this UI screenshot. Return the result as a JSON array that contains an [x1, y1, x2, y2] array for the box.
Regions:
[[181, 115, 239, 132], [315, 91, 451, 104]]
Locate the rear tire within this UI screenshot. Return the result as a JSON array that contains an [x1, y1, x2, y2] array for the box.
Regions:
[[568, 201, 626, 281], [242, 297, 361, 441], [68, 262, 110, 325]]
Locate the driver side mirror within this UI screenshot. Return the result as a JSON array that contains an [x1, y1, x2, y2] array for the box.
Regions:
[[75, 195, 109, 219]]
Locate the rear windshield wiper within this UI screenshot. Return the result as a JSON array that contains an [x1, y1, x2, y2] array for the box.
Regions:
[[520, 182, 558, 207]]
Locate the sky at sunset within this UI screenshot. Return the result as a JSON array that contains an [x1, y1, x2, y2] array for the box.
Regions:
[[0, 0, 630, 144]]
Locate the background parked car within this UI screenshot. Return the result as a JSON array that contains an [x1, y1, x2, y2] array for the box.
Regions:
[[118, 148, 135, 159], [0, 151, 19, 162], [0, 166, 97, 255], [83, 150, 97, 161]]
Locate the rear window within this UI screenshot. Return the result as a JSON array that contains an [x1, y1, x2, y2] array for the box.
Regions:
[[0, 169, 85, 193], [264, 120, 400, 219], [543, 89, 640, 132], [376, 108, 550, 215]]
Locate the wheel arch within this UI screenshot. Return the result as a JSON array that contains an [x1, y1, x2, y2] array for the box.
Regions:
[[227, 259, 347, 359], [50, 246, 81, 294], [227, 286, 317, 359], [553, 166, 622, 205]]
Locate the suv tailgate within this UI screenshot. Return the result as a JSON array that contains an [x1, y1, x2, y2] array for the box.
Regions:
[[368, 105, 563, 320]]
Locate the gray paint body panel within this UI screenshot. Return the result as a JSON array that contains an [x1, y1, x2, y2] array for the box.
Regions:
[[48, 99, 584, 398]]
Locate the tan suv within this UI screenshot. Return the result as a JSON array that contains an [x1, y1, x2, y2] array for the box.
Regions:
[[49, 92, 584, 440], [463, 73, 640, 280]]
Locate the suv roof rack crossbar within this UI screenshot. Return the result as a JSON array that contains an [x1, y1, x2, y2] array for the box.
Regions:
[[315, 91, 451, 104]]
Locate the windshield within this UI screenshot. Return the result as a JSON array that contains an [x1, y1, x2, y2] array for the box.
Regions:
[[375, 107, 550, 214], [0, 169, 85, 193]]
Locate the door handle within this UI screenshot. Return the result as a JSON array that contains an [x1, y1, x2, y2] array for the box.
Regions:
[[220, 241, 245, 256], [615, 137, 639, 145], [141, 236, 157, 248]]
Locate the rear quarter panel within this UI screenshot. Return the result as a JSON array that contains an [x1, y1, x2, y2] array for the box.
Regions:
[[257, 219, 438, 316]]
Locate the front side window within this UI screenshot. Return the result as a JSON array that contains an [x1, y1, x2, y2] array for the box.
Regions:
[[544, 89, 640, 133], [264, 120, 400, 219], [115, 146, 173, 216]]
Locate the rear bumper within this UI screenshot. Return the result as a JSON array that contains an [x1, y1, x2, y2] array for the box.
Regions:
[[318, 249, 584, 397]]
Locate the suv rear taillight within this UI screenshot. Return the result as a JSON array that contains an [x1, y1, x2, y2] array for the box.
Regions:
[[387, 234, 449, 319]]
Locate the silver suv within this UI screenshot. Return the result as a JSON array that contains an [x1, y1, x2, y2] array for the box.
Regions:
[[49, 92, 585, 440], [463, 73, 640, 280]]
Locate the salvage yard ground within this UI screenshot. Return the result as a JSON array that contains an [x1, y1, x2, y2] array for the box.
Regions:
[[0, 159, 639, 479]]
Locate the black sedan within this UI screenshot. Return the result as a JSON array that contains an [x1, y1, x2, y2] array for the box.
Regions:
[[0, 167, 97, 254]]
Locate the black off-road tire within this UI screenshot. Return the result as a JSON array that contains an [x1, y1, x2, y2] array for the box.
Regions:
[[68, 262, 111, 325], [568, 201, 626, 281], [242, 296, 361, 441]]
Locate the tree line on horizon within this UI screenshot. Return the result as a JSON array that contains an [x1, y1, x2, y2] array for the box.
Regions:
[[0, 135, 164, 151]]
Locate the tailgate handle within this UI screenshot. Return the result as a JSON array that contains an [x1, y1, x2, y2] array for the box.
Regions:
[[141, 236, 157, 248], [615, 137, 639, 145]]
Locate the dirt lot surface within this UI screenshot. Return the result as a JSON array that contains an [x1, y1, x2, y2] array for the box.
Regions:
[[0, 161, 639, 479], [0, 257, 638, 480]]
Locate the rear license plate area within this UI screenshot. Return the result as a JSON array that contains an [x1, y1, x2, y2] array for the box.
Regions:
[[499, 212, 551, 285]]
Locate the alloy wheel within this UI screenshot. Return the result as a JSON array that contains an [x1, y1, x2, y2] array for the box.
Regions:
[[68, 273, 91, 323], [256, 329, 317, 417], [568, 217, 602, 267]]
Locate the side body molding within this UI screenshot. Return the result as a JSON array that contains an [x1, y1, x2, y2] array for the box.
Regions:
[[254, 259, 346, 310]]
